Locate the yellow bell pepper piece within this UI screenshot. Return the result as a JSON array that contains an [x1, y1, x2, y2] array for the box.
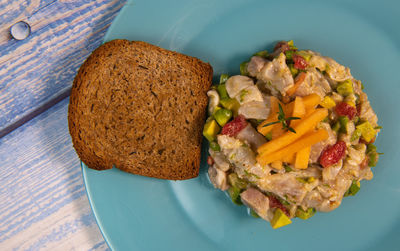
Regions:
[[356, 121, 376, 142], [320, 96, 336, 109], [270, 209, 292, 229]]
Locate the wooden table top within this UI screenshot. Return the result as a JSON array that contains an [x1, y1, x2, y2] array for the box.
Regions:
[[0, 1, 126, 249]]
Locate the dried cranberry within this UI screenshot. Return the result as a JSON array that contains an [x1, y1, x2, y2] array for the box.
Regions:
[[221, 115, 247, 137], [207, 156, 214, 166], [274, 41, 290, 53], [335, 102, 357, 120], [319, 141, 347, 168], [269, 195, 289, 216], [293, 54, 308, 70]]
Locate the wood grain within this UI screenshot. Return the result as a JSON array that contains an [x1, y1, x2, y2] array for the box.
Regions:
[[0, 0, 127, 249], [0, 98, 109, 250], [0, 0, 55, 44], [0, 0, 125, 136]]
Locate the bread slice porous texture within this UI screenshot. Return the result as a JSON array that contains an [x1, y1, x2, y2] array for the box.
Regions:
[[68, 39, 213, 180]]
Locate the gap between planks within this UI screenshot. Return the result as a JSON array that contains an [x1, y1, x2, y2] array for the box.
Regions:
[[0, 87, 71, 138], [0, 0, 126, 138]]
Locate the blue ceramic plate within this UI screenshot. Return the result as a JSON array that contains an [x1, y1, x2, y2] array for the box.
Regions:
[[82, 0, 400, 250]]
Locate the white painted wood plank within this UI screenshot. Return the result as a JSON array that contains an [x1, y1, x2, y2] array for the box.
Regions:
[[0, 98, 109, 250], [0, 0, 125, 134]]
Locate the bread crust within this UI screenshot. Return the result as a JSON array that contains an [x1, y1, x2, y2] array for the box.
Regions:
[[68, 39, 212, 180]]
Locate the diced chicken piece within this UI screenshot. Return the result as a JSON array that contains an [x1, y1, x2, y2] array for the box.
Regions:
[[209, 149, 231, 171], [317, 184, 339, 201], [359, 92, 378, 127], [308, 51, 328, 71], [247, 56, 268, 77], [257, 53, 294, 96], [238, 101, 270, 120], [334, 174, 353, 198], [257, 173, 309, 204], [236, 124, 267, 151], [217, 134, 267, 183], [217, 136, 257, 171], [347, 144, 366, 166], [263, 95, 272, 106], [308, 51, 352, 82], [325, 77, 339, 90], [322, 159, 343, 181], [207, 89, 219, 115], [352, 79, 363, 95], [344, 93, 357, 107], [294, 69, 331, 98], [292, 165, 322, 179], [302, 189, 341, 212], [330, 92, 343, 103], [227, 83, 270, 120], [255, 79, 275, 96], [302, 190, 323, 210], [359, 167, 373, 181], [227, 145, 257, 171], [321, 200, 340, 212], [235, 85, 264, 104], [240, 187, 271, 221], [217, 135, 243, 150], [247, 162, 271, 181], [309, 122, 337, 163], [303, 171, 351, 212], [340, 158, 364, 180], [208, 165, 229, 191], [225, 75, 254, 98], [325, 57, 352, 82]]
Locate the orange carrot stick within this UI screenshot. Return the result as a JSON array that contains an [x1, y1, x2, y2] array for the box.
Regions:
[[257, 129, 328, 165]]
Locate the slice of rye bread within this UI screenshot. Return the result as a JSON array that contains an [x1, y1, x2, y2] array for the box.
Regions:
[[68, 39, 213, 180]]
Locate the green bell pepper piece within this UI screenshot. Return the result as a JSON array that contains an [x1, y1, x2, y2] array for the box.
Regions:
[[296, 50, 312, 62], [209, 141, 221, 152], [288, 63, 298, 76], [214, 108, 232, 126], [285, 50, 295, 60], [217, 84, 229, 99], [228, 173, 247, 190], [332, 121, 341, 132], [296, 207, 316, 220], [228, 186, 243, 205], [337, 79, 354, 96], [219, 74, 229, 84], [250, 209, 260, 218], [253, 50, 268, 58], [339, 116, 349, 133], [351, 128, 362, 142], [220, 98, 240, 116], [344, 180, 360, 197], [240, 61, 249, 76]]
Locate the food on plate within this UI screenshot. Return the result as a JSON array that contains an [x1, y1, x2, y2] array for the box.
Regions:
[[68, 39, 212, 180], [204, 40, 381, 228]]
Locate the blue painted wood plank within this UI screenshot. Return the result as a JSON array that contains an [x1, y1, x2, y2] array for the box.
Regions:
[[0, 98, 109, 250], [0, 0, 56, 26], [0, 0, 126, 136]]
